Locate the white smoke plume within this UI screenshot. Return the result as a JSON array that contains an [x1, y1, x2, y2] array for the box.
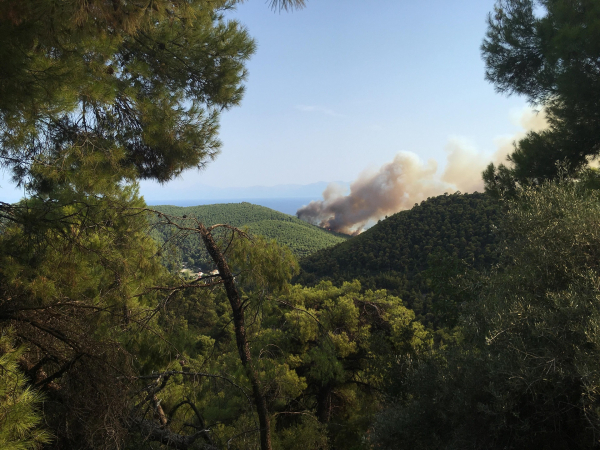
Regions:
[[297, 108, 548, 235]]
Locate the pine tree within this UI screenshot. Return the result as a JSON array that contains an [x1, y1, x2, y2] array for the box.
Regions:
[[0, 330, 52, 450], [481, 0, 600, 190], [0, 0, 256, 188], [0, 1, 307, 447]]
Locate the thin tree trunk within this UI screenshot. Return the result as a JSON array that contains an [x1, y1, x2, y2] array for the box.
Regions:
[[316, 384, 332, 424], [198, 224, 272, 450]]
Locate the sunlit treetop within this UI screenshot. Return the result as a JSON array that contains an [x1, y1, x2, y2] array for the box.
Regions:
[[0, 0, 304, 193]]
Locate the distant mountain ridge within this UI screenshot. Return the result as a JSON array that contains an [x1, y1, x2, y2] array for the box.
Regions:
[[147, 197, 317, 216], [141, 181, 350, 203], [151, 202, 349, 270]]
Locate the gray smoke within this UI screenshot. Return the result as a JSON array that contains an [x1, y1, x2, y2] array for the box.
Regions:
[[297, 152, 452, 234], [297, 108, 548, 234]]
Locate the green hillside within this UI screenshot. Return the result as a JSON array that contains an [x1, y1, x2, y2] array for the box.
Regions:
[[150, 202, 348, 268], [295, 192, 501, 325]]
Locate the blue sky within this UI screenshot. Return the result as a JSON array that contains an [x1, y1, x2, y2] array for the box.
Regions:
[[139, 0, 528, 200], [1, 0, 531, 203]]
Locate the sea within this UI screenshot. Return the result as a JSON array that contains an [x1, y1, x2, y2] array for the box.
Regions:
[[146, 197, 319, 217]]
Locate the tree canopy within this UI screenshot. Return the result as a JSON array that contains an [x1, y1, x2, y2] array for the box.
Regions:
[[296, 192, 501, 327], [6, 0, 600, 448], [151, 202, 347, 269], [1, 0, 256, 191], [372, 178, 600, 449], [0, 1, 306, 449], [482, 0, 600, 190]]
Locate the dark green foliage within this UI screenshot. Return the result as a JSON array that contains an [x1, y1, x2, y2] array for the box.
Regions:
[[296, 193, 500, 326], [0, 0, 257, 189], [483, 0, 600, 104], [151, 202, 348, 269], [0, 187, 169, 449], [372, 180, 600, 449], [0, 0, 304, 190], [482, 0, 600, 189], [10, 0, 600, 447]]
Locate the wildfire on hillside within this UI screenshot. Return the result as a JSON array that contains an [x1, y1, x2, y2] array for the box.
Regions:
[[297, 108, 548, 234]]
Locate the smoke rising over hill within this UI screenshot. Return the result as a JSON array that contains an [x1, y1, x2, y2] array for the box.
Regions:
[[297, 109, 547, 234]]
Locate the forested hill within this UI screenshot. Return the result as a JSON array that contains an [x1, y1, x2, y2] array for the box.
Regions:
[[151, 202, 348, 267], [295, 192, 501, 325]]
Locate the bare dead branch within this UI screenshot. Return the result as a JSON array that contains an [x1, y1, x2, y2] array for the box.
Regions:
[[168, 399, 214, 446], [33, 353, 84, 389], [132, 416, 218, 450], [135, 370, 253, 411], [0, 315, 81, 350]]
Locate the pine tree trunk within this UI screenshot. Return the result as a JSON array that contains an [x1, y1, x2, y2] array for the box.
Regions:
[[198, 224, 272, 450]]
